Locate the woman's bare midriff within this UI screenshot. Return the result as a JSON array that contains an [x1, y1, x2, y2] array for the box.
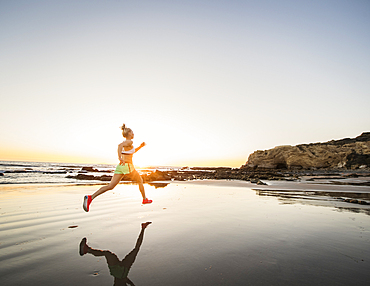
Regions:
[[122, 154, 133, 163]]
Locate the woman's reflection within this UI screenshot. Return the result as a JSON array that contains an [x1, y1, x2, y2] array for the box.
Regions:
[[79, 222, 152, 285]]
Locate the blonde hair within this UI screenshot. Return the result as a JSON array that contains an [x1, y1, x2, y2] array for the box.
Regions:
[[120, 123, 132, 138]]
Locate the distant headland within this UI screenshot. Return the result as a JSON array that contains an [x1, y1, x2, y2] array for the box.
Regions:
[[243, 132, 370, 170]]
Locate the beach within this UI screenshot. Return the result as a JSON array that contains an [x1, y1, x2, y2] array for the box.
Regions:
[[1, 179, 370, 285]]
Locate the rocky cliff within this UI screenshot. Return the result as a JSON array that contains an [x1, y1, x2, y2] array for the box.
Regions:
[[243, 132, 370, 170]]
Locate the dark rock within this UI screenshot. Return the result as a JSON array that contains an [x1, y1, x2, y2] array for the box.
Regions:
[[101, 175, 112, 181], [346, 153, 370, 169], [81, 167, 97, 172], [66, 174, 112, 181], [344, 173, 359, 178], [256, 180, 267, 185], [69, 174, 97, 180]]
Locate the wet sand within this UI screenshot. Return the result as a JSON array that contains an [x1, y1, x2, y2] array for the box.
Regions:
[[0, 180, 370, 285]]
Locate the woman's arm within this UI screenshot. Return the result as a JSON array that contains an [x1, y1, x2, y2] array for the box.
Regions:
[[134, 142, 146, 153], [117, 143, 124, 163]]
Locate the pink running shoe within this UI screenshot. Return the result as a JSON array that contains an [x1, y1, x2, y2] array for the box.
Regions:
[[83, 195, 92, 212], [142, 198, 153, 204], [79, 237, 88, 256]]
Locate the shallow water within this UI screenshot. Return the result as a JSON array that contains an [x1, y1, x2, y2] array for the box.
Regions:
[[0, 181, 369, 285]]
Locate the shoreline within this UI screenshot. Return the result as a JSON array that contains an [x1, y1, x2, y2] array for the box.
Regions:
[[64, 167, 370, 186], [2, 177, 369, 210], [2, 159, 370, 186]]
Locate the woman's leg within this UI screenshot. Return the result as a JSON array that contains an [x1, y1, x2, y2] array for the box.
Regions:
[[92, 173, 124, 200], [91, 249, 120, 266], [83, 173, 124, 212], [121, 222, 151, 268], [130, 170, 147, 200], [80, 238, 120, 265]]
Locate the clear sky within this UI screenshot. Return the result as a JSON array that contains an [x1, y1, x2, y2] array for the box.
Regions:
[[1, 0, 369, 167]]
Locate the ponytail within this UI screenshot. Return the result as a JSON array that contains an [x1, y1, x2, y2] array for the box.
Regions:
[[121, 123, 132, 138], [120, 123, 126, 131]]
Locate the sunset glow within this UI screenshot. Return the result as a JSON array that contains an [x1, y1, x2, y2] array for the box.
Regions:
[[1, 1, 369, 167]]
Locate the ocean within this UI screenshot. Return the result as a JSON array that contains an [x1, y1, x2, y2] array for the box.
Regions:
[[0, 161, 115, 184], [0, 161, 179, 185]]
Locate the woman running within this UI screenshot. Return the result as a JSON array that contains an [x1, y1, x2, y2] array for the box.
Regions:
[[83, 124, 152, 212]]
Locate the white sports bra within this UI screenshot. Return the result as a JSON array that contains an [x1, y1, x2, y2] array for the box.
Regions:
[[122, 147, 135, 155]]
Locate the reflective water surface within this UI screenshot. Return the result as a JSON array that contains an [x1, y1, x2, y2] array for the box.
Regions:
[[0, 181, 369, 285], [79, 222, 151, 285]]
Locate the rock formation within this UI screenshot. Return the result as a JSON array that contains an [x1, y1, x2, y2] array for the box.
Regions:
[[243, 132, 370, 170]]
